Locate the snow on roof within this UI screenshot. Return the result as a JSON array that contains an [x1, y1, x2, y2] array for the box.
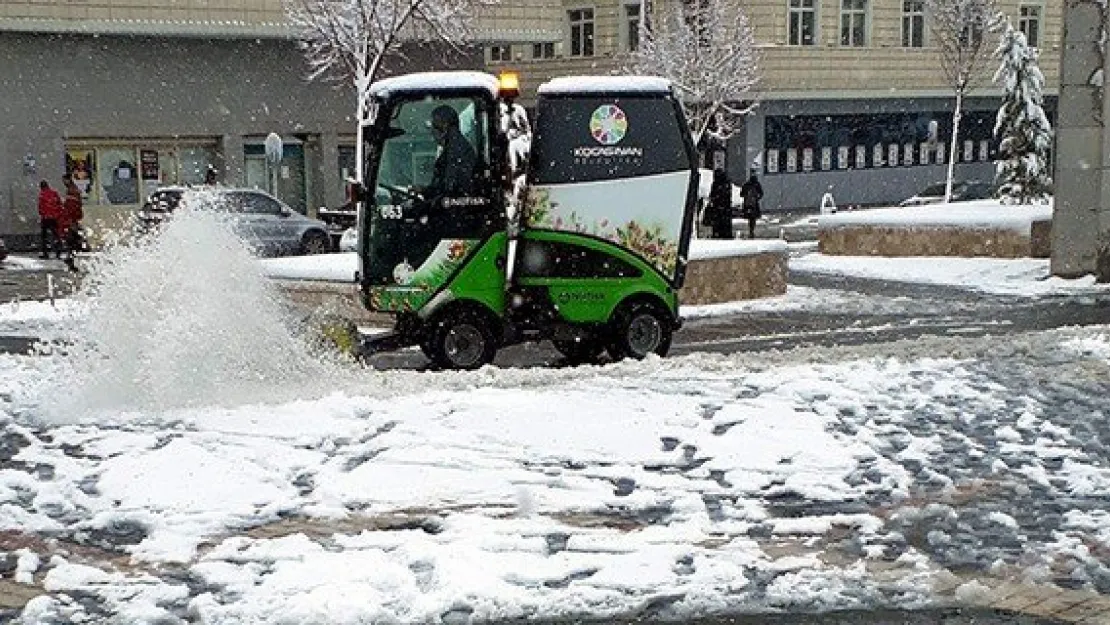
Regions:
[[369, 72, 500, 97], [818, 199, 1053, 233], [538, 75, 673, 95]]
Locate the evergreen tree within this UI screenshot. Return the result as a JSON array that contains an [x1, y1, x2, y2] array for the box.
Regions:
[[993, 22, 1053, 204]]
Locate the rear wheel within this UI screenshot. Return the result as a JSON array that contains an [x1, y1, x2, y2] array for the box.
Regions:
[[552, 338, 606, 365], [607, 301, 673, 361], [300, 230, 331, 255], [428, 309, 498, 370]]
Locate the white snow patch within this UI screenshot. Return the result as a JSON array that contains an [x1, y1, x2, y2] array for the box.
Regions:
[[818, 200, 1052, 233]]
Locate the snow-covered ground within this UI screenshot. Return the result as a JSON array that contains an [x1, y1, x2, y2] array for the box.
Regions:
[[2, 208, 1110, 623]]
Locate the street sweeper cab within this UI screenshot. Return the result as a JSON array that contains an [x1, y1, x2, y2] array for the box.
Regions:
[[350, 70, 698, 369]]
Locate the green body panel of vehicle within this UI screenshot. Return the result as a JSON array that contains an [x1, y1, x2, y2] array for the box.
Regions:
[[514, 230, 677, 324], [438, 232, 509, 319], [365, 238, 482, 313]]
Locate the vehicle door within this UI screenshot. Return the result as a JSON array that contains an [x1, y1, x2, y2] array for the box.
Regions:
[[246, 192, 300, 254]]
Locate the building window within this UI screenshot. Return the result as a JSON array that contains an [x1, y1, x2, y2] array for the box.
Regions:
[[489, 44, 512, 63], [902, 0, 924, 47], [840, 0, 867, 46], [624, 3, 642, 52], [1018, 4, 1041, 47], [532, 42, 556, 59], [569, 8, 595, 57], [788, 0, 817, 46]]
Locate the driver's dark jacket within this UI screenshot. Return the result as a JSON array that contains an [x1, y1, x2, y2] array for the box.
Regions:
[[426, 129, 478, 199]]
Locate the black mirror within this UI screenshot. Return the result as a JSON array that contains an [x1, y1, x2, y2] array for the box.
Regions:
[[385, 126, 406, 139]]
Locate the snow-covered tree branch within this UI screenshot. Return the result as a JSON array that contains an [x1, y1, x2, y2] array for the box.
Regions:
[[993, 21, 1052, 204], [925, 0, 1002, 202], [628, 0, 760, 156], [283, 0, 492, 178]]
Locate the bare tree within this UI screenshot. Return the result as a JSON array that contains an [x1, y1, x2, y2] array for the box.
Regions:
[[629, 0, 760, 160], [283, 0, 490, 178], [925, 0, 1002, 202]]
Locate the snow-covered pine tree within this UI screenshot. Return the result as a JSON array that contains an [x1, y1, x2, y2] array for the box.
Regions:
[[993, 21, 1053, 204]]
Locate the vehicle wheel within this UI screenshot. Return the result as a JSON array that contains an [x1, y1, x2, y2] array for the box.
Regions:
[[300, 230, 331, 255], [428, 309, 498, 370], [607, 300, 673, 361], [552, 338, 606, 364]]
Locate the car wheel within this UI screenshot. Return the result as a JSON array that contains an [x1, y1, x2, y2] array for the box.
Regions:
[[300, 230, 331, 255], [428, 309, 498, 370], [552, 337, 606, 365], [607, 300, 673, 361]]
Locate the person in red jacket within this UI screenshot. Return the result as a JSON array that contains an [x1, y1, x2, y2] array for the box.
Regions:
[[37, 180, 63, 259], [60, 176, 84, 269]]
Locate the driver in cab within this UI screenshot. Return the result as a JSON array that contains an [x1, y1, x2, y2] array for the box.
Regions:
[[422, 105, 478, 201]]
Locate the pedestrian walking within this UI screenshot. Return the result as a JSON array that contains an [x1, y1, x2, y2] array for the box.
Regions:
[[739, 171, 764, 239], [37, 180, 63, 259], [60, 176, 84, 270], [706, 167, 734, 239]]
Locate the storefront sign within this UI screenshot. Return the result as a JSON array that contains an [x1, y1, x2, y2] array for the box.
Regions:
[[141, 150, 160, 180]]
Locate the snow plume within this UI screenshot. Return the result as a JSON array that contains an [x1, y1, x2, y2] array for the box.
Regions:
[[629, 0, 760, 151], [993, 21, 1052, 204], [37, 190, 355, 422]]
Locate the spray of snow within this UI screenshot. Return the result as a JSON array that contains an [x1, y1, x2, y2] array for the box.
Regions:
[[36, 190, 359, 422]]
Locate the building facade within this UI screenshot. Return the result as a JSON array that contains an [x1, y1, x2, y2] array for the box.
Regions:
[[0, 0, 558, 245], [484, 0, 1061, 211]]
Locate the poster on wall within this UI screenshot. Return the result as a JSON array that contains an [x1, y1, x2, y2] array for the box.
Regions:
[[821, 147, 832, 171], [888, 144, 899, 167], [903, 143, 914, 165], [802, 147, 813, 172], [786, 148, 797, 173], [837, 146, 849, 169], [855, 146, 866, 169], [979, 140, 990, 161], [872, 144, 884, 167], [141, 149, 161, 198], [920, 143, 931, 165], [963, 140, 974, 162], [766, 149, 779, 173], [65, 149, 96, 202]]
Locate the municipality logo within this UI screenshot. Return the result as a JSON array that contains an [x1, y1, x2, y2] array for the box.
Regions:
[[589, 104, 628, 145]]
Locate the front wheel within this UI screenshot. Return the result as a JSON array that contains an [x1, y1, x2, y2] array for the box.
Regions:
[[607, 301, 673, 361], [300, 230, 331, 255], [428, 309, 498, 370]]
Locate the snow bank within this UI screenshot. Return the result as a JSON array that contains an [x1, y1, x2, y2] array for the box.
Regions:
[[260, 253, 358, 283], [818, 200, 1053, 233], [689, 238, 787, 260]]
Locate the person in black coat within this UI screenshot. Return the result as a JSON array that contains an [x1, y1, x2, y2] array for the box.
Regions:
[[739, 172, 764, 239], [706, 167, 734, 239]]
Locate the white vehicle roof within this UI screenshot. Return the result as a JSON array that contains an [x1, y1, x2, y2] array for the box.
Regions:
[[369, 71, 500, 97], [537, 75, 673, 95]]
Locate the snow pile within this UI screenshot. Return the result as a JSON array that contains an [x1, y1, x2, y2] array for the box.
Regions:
[[817, 199, 1052, 233]]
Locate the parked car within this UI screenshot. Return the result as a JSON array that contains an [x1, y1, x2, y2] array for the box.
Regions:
[[899, 180, 996, 207], [137, 187, 332, 256]]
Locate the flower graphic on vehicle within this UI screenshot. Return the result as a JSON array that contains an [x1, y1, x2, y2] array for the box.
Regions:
[[590, 105, 628, 146]]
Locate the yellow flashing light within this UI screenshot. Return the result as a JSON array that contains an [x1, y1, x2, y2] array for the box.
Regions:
[[498, 71, 521, 100]]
